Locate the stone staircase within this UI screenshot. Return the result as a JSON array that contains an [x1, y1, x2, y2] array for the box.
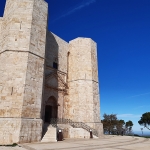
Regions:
[[48, 118, 99, 137], [41, 118, 100, 142], [41, 124, 57, 142]]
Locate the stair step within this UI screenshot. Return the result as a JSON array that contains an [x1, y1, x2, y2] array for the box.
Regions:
[[41, 125, 57, 142]]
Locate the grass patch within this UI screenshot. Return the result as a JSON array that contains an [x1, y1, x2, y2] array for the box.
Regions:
[[0, 143, 18, 147], [133, 134, 150, 138]]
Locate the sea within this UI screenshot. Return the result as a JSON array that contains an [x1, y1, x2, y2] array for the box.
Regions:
[[133, 131, 150, 137]]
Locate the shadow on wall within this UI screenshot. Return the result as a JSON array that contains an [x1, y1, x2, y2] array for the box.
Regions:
[[41, 31, 59, 137]]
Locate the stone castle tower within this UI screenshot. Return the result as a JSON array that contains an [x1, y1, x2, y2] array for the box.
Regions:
[[0, 0, 103, 144]]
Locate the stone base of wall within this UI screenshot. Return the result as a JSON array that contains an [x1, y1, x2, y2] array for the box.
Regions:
[[95, 122, 103, 137], [83, 122, 103, 138], [0, 118, 42, 145], [67, 128, 98, 139], [58, 123, 103, 139]]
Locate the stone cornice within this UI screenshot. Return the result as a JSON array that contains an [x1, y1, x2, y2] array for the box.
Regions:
[[68, 79, 99, 83], [0, 50, 45, 59]]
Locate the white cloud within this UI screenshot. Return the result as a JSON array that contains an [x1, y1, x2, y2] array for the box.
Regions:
[[117, 114, 141, 118], [129, 92, 150, 98], [134, 105, 150, 109], [52, 0, 96, 22]]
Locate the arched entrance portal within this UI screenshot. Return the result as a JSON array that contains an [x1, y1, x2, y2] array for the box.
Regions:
[[44, 96, 58, 123]]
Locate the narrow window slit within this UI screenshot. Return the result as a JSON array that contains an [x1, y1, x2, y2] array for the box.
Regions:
[[11, 87, 13, 95]]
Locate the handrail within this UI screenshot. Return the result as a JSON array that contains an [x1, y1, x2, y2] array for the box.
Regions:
[[49, 118, 99, 137]]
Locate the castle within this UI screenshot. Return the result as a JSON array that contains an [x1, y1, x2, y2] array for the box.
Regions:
[[0, 0, 103, 144]]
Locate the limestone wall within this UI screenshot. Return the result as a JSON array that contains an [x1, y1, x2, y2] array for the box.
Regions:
[[0, 0, 48, 144], [0, 18, 3, 51], [0, 52, 28, 117], [45, 31, 59, 70], [66, 38, 101, 130], [0, 0, 103, 143], [52, 33, 69, 73], [1, 0, 47, 53], [0, 0, 48, 118], [21, 0, 48, 119], [45, 32, 69, 73], [0, 118, 42, 144], [21, 53, 45, 118], [29, 0, 48, 58], [0, 118, 21, 145], [19, 119, 42, 143], [91, 41, 101, 122], [42, 32, 69, 120], [66, 127, 98, 139], [1, 0, 34, 52]]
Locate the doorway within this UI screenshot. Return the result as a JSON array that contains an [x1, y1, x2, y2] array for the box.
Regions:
[[44, 96, 58, 123]]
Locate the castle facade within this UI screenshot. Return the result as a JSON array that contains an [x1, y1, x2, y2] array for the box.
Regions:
[[0, 0, 103, 144]]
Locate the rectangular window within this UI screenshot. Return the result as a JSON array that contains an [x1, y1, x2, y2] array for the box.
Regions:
[[53, 62, 58, 69]]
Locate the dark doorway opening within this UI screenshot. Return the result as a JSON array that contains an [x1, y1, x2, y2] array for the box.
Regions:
[[45, 105, 52, 123], [44, 96, 58, 123]]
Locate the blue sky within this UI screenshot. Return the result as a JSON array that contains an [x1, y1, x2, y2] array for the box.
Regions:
[[1, 0, 150, 134]]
